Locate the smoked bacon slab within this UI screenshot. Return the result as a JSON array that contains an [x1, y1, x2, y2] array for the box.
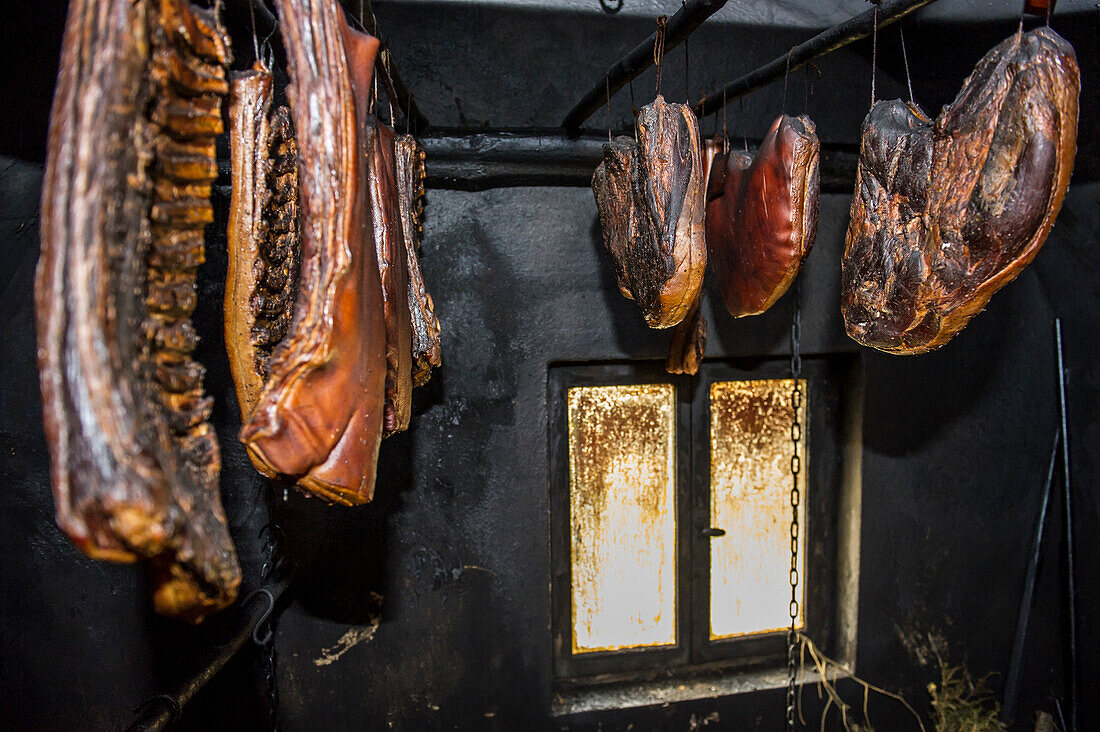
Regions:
[[842, 28, 1079, 354], [225, 64, 302, 424], [396, 135, 443, 387], [36, 0, 240, 622], [241, 0, 388, 506]]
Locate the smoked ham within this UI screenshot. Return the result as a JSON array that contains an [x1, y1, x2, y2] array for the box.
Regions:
[[593, 95, 706, 330], [842, 28, 1079, 354], [705, 115, 820, 319]]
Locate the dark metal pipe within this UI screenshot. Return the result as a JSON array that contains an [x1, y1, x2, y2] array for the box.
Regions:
[[125, 582, 290, 732], [1054, 318, 1078, 732], [693, 0, 941, 119], [419, 129, 859, 192], [1002, 430, 1060, 725], [561, 0, 729, 133]]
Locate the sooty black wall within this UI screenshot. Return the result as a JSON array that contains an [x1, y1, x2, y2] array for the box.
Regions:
[[1, 2, 1099, 730], [2, 158, 1098, 730]]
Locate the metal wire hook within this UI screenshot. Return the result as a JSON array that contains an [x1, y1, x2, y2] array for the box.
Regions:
[[247, 588, 277, 645]]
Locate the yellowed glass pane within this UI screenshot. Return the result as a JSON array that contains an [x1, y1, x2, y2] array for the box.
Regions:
[[709, 379, 807, 640], [567, 384, 677, 653]]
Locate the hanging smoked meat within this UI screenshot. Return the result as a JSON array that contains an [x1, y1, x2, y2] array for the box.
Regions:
[[241, 0, 388, 506], [705, 115, 820, 319], [842, 28, 1079, 354], [592, 95, 706, 330], [225, 64, 301, 423], [665, 136, 723, 375], [396, 134, 443, 387], [36, 0, 240, 622], [369, 122, 414, 437]]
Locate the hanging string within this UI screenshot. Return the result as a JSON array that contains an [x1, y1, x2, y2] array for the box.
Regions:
[[654, 15, 668, 96], [738, 97, 748, 151], [248, 0, 260, 62], [684, 35, 691, 103], [606, 75, 613, 143], [870, 5, 879, 107], [781, 48, 793, 115], [899, 25, 914, 105], [721, 89, 727, 139], [1046, 0, 1053, 28], [629, 76, 637, 116], [682, 2, 690, 103], [803, 63, 820, 116]]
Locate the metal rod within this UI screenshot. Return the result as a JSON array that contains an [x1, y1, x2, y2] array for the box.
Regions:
[[1054, 318, 1078, 732], [416, 128, 859, 192], [693, 0, 941, 120], [561, 0, 729, 133], [1002, 430, 1061, 725], [125, 582, 290, 732]]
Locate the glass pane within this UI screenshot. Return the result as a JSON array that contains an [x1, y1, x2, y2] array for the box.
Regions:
[[567, 384, 677, 653], [709, 379, 807, 640]]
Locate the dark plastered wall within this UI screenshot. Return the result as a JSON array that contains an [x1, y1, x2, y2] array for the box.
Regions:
[[2, 1, 1099, 730]]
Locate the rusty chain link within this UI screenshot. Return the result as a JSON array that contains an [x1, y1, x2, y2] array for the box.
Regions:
[[786, 285, 803, 730]]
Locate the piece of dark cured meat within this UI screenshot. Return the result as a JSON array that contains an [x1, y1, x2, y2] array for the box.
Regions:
[[593, 94, 706, 330], [241, 0, 388, 506], [842, 28, 1079, 354], [36, 0, 241, 622], [706, 115, 820, 319]]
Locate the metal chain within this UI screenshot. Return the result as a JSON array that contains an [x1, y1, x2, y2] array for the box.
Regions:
[[256, 523, 287, 731], [786, 285, 803, 730]]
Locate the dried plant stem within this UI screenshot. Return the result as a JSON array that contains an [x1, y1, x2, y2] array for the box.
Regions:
[[797, 632, 927, 732]]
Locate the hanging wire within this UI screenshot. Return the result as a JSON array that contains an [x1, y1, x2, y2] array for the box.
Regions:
[[785, 280, 804, 732], [899, 25, 914, 104], [248, 0, 260, 62], [629, 76, 637, 116], [605, 75, 613, 143], [682, 2, 690, 103], [803, 63, 820, 116], [654, 15, 668, 95], [781, 48, 793, 115], [738, 97, 747, 151], [870, 5, 879, 106]]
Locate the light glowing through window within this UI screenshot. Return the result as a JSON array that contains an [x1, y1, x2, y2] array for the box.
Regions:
[[567, 384, 677, 653], [709, 379, 807, 640]]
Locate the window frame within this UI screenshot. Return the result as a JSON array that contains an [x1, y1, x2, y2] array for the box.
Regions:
[[549, 356, 857, 684]]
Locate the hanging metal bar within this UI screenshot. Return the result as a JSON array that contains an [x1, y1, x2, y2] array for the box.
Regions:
[[415, 128, 859, 192], [1002, 430, 1060, 725], [693, 0, 941, 120], [561, 0, 729, 134], [1054, 318, 1079, 732]]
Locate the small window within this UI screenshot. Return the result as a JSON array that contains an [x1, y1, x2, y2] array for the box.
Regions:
[[567, 384, 678, 653], [708, 379, 807, 640], [550, 359, 859, 702]]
